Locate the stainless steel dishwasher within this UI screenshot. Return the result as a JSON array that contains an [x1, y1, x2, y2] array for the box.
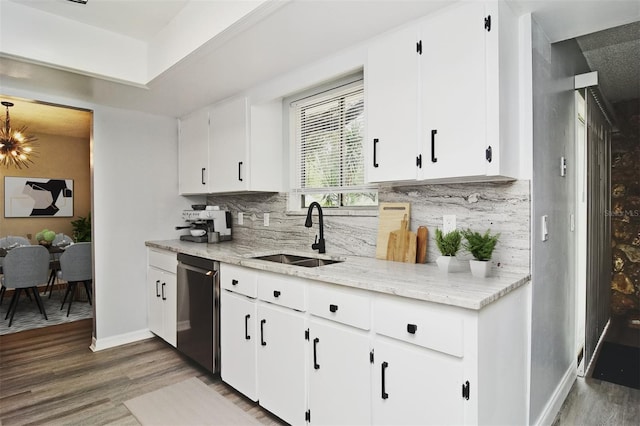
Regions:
[[176, 253, 219, 374]]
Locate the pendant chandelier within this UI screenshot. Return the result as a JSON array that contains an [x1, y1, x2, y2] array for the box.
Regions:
[[0, 101, 38, 169]]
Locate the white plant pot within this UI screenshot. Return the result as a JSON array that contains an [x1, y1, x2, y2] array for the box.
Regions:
[[436, 255, 465, 273], [469, 259, 491, 278]]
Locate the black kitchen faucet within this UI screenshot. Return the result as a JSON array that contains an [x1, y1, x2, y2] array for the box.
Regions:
[[304, 202, 325, 254]]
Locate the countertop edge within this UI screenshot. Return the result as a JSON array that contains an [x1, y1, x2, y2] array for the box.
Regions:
[[146, 240, 531, 311]]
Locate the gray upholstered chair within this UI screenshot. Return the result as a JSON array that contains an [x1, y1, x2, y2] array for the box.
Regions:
[[0, 236, 31, 248], [58, 242, 93, 317], [44, 233, 75, 297], [0, 236, 31, 277], [1, 245, 50, 327]]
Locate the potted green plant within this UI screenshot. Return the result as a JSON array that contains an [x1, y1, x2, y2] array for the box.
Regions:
[[434, 228, 464, 272], [35, 229, 56, 247], [71, 212, 92, 242], [462, 228, 500, 278]]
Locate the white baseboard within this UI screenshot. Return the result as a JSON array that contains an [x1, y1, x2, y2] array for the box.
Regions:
[[533, 365, 576, 426], [90, 328, 154, 352]]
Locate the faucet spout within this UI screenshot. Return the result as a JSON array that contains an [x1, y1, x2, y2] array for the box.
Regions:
[[305, 202, 325, 253]]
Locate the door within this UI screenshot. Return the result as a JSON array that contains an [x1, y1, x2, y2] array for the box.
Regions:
[[583, 88, 612, 372], [372, 339, 464, 425], [257, 303, 306, 425], [366, 24, 420, 183], [220, 290, 258, 401], [308, 318, 371, 425], [179, 109, 209, 194], [209, 97, 249, 193], [162, 272, 177, 347], [420, 1, 487, 180]]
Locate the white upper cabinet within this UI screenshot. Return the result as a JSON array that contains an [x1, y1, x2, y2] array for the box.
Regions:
[[366, 24, 421, 183], [179, 97, 282, 195], [365, 0, 519, 184], [209, 97, 250, 193], [419, 1, 487, 180], [178, 108, 210, 194]]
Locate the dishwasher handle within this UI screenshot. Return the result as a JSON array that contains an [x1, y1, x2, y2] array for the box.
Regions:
[[178, 262, 217, 278]]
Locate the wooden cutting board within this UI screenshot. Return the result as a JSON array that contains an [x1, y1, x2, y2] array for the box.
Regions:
[[416, 226, 428, 263], [386, 214, 417, 263], [376, 202, 410, 259]]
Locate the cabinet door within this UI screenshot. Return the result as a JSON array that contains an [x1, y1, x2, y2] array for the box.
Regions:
[[308, 318, 371, 425], [209, 97, 249, 193], [161, 272, 177, 347], [366, 25, 420, 183], [220, 290, 258, 401], [372, 339, 464, 425], [147, 268, 164, 338], [419, 2, 487, 180], [257, 303, 306, 426], [179, 109, 210, 194]]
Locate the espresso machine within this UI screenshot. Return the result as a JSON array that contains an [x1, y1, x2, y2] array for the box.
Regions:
[[177, 207, 232, 243]]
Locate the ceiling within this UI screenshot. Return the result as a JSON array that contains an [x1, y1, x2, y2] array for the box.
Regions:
[[8, 0, 190, 41], [576, 21, 640, 103], [1, 0, 639, 138]]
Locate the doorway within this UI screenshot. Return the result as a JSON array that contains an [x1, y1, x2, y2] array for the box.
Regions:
[[573, 86, 612, 376], [0, 95, 93, 335]]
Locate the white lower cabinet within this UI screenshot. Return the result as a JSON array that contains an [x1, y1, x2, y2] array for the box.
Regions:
[[219, 263, 528, 425], [372, 338, 463, 425], [220, 290, 257, 401], [147, 249, 177, 347], [257, 302, 307, 426], [307, 318, 371, 425]]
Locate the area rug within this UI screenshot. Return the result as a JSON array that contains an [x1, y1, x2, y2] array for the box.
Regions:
[[0, 290, 93, 335], [592, 341, 640, 390], [124, 378, 262, 425]]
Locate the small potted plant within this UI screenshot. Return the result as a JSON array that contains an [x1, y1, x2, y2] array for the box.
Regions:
[[35, 229, 56, 247], [462, 228, 500, 278], [434, 228, 464, 272]]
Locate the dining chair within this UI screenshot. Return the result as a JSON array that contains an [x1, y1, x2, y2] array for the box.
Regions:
[[1, 245, 50, 327], [44, 233, 74, 298], [58, 242, 93, 317], [0, 235, 33, 305]]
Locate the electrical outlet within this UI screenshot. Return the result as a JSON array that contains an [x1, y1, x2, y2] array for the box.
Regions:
[[443, 215, 456, 234], [264, 213, 270, 227], [238, 212, 244, 225]]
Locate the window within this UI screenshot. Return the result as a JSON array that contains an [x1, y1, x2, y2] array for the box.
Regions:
[[290, 79, 377, 209]]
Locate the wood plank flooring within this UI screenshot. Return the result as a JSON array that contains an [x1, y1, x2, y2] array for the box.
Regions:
[[0, 319, 285, 425]]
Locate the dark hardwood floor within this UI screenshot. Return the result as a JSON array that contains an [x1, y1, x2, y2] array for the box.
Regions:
[[0, 319, 284, 425]]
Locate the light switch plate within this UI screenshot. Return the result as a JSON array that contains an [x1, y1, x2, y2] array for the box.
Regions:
[[443, 215, 456, 234], [541, 215, 549, 241], [264, 213, 270, 227], [238, 212, 244, 225]]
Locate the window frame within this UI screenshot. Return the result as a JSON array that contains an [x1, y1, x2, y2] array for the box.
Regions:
[[286, 72, 377, 212]]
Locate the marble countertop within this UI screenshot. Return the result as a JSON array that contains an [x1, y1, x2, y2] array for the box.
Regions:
[[146, 240, 530, 310]]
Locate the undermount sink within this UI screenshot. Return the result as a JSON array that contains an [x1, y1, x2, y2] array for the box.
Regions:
[[251, 253, 343, 268]]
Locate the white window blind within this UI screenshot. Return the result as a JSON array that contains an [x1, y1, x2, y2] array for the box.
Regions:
[[291, 80, 376, 208]]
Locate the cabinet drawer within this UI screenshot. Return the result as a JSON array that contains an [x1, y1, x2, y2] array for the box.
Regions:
[[148, 249, 176, 273], [374, 296, 464, 357], [309, 284, 370, 330], [221, 264, 258, 298], [257, 272, 306, 311]]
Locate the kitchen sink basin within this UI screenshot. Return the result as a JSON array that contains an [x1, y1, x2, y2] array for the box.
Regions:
[[251, 253, 343, 268]]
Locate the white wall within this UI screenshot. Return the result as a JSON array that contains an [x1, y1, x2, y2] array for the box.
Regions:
[[528, 18, 591, 426]]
